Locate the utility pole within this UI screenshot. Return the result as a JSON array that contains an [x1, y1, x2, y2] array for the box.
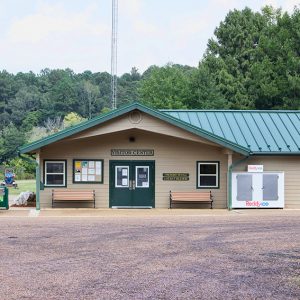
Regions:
[[111, 0, 118, 110]]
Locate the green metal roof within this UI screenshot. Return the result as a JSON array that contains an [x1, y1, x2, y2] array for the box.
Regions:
[[19, 102, 300, 155], [19, 103, 249, 155], [162, 109, 300, 154]]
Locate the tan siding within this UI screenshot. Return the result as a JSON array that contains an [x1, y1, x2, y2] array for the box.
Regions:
[[233, 156, 300, 208], [38, 110, 300, 209], [68, 112, 217, 146], [40, 130, 228, 208]]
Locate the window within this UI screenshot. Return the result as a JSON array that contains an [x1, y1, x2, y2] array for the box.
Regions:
[[115, 166, 129, 188], [44, 160, 66, 187], [197, 161, 219, 188], [135, 166, 149, 188]]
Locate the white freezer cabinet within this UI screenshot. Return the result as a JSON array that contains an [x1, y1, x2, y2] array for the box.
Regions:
[[232, 172, 284, 208]]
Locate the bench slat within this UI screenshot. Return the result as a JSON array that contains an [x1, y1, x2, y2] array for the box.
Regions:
[[52, 189, 95, 208], [54, 199, 95, 201], [171, 195, 211, 199], [53, 194, 94, 197], [170, 191, 213, 209], [53, 196, 94, 200], [171, 199, 212, 202]]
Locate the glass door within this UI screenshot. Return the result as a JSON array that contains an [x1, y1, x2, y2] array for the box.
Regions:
[[132, 163, 154, 207], [110, 162, 132, 207]]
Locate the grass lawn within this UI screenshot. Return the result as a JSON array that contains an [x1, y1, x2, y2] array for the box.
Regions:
[[8, 179, 36, 195]]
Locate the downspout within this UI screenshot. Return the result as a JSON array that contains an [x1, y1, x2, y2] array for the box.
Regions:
[[18, 152, 40, 211], [228, 155, 250, 210]]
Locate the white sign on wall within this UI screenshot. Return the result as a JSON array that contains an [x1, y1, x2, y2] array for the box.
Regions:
[[248, 165, 264, 172]]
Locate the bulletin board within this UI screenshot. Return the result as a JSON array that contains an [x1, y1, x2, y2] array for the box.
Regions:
[[73, 159, 103, 183]]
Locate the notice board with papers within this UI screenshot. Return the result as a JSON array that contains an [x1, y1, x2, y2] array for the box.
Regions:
[[73, 159, 103, 183]]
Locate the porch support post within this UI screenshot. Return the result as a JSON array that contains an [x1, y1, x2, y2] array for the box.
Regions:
[[36, 151, 40, 211], [223, 150, 233, 210]]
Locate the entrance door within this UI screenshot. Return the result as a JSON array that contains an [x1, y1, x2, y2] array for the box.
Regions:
[[109, 161, 155, 208]]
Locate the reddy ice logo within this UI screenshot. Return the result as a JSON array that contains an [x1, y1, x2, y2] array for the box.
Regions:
[[246, 201, 269, 207]]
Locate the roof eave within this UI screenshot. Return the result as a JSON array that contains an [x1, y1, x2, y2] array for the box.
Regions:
[[19, 102, 251, 156], [19, 103, 140, 154], [250, 152, 300, 156]]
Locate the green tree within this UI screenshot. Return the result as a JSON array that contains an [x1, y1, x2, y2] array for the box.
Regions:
[[77, 81, 100, 119], [63, 112, 86, 128], [204, 6, 300, 110], [118, 67, 141, 106], [0, 123, 25, 163], [139, 64, 192, 109], [189, 64, 228, 109], [205, 7, 270, 109]]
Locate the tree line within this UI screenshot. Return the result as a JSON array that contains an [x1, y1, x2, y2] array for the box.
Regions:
[[0, 6, 299, 166]]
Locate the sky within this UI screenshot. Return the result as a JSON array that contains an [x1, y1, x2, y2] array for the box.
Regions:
[[0, 0, 299, 75]]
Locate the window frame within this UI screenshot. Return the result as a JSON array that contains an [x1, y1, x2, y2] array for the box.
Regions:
[[43, 159, 67, 187], [115, 166, 129, 188], [135, 166, 150, 188], [196, 161, 220, 189]]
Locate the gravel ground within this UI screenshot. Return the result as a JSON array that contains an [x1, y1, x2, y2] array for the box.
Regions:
[[0, 213, 299, 299]]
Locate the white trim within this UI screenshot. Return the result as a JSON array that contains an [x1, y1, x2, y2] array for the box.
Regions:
[[115, 166, 129, 188], [45, 161, 66, 187], [135, 166, 149, 188], [198, 162, 219, 188]]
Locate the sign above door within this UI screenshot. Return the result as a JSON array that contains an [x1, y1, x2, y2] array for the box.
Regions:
[[111, 149, 154, 156]]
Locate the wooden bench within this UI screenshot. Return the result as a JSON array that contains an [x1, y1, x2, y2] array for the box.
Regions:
[[52, 189, 95, 208], [169, 191, 213, 209]]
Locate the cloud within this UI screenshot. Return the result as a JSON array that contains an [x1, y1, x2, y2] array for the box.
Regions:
[[212, 0, 240, 9], [263, 0, 279, 8], [118, 0, 158, 36], [282, 0, 300, 12], [119, 0, 142, 17], [7, 2, 108, 43], [263, 0, 300, 12], [0, 1, 112, 73]]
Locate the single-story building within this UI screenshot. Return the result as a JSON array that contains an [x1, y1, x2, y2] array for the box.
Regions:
[[19, 102, 300, 210]]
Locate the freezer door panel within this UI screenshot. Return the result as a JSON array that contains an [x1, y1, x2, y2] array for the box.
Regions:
[[263, 174, 278, 201], [237, 174, 252, 201]]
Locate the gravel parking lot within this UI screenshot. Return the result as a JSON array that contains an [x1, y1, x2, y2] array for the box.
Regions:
[[0, 211, 299, 299]]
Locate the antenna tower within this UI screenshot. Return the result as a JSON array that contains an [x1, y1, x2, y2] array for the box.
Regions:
[[111, 0, 118, 110]]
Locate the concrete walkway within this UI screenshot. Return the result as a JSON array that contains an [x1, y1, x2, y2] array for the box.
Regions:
[[1, 207, 300, 218], [8, 194, 18, 206]]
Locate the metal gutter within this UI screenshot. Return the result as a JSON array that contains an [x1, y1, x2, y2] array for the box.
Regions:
[[161, 109, 300, 113], [251, 152, 300, 156]]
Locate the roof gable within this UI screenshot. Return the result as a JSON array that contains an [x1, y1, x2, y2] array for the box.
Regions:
[[68, 112, 218, 147], [19, 103, 250, 155]]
